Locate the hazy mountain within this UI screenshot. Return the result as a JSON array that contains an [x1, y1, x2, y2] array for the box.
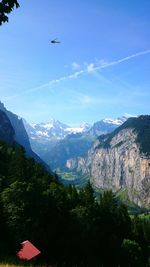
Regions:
[[24, 116, 128, 173], [45, 133, 95, 171]]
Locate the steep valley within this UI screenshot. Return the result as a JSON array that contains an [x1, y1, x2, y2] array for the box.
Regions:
[[1, 102, 150, 208]]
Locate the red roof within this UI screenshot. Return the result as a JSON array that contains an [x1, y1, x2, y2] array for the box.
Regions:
[[17, 240, 41, 260]]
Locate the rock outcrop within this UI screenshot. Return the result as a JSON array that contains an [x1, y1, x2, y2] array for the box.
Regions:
[[0, 110, 15, 143], [0, 101, 31, 151], [66, 116, 150, 208], [0, 102, 50, 169]]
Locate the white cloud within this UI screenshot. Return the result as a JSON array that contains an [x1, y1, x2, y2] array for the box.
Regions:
[[72, 62, 81, 70], [87, 63, 95, 72]]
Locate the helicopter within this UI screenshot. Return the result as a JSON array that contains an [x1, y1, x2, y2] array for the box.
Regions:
[[50, 38, 61, 44]]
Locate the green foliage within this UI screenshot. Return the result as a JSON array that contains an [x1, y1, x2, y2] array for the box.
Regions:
[[0, 0, 19, 25], [0, 140, 150, 266], [116, 189, 147, 214], [121, 239, 143, 267], [79, 181, 95, 206]]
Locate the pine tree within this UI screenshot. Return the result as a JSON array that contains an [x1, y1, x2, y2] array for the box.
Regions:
[[0, 0, 19, 25]]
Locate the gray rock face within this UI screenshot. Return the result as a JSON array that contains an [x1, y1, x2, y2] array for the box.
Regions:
[[67, 128, 150, 208], [0, 110, 15, 143], [0, 102, 31, 151], [0, 102, 50, 169]]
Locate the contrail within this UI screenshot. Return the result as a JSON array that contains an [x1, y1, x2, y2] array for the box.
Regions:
[[34, 49, 150, 91], [96, 49, 150, 70], [4, 49, 150, 99]]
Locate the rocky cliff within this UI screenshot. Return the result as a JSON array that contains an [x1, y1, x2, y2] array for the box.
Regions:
[[0, 102, 50, 169], [0, 110, 15, 143], [0, 101, 31, 151], [66, 116, 150, 208]]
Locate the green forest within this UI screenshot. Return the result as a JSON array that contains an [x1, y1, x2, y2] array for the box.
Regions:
[[0, 140, 150, 267]]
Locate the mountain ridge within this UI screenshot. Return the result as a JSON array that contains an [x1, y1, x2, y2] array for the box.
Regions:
[[0, 101, 50, 170], [66, 115, 150, 207], [0, 110, 15, 143], [24, 115, 128, 171]]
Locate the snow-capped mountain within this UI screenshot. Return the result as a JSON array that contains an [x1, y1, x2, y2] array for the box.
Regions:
[[24, 116, 129, 143], [23, 115, 130, 173], [23, 119, 92, 164], [65, 122, 91, 135], [31, 119, 69, 139], [23, 119, 91, 141], [88, 116, 128, 136], [103, 116, 128, 126]]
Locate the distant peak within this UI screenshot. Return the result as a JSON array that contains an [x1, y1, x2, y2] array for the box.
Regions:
[[48, 118, 55, 123], [124, 113, 137, 118], [80, 122, 91, 128], [103, 118, 123, 125], [0, 101, 5, 109]]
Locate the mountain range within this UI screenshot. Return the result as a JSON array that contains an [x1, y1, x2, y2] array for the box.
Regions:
[[1, 105, 147, 267], [0, 100, 129, 175], [23, 119, 91, 141], [1, 101, 150, 208], [24, 116, 128, 142], [23, 115, 128, 172]]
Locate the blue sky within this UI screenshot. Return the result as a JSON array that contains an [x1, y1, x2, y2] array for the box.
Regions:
[[0, 0, 150, 125]]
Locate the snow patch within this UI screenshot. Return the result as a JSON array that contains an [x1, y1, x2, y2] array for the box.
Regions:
[[65, 127, 85, 134], [36, 131, 49, 137]]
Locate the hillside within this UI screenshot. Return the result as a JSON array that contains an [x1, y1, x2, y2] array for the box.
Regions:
[[1, 138, 150, 267], [66, 116, 150, 208], [0, 115, 150, 266], [0, 110, 15, 144], [0, 102, 49, 169]]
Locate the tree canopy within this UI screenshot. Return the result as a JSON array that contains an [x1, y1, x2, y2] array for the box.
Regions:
[[0, 0, 19, 25], [0, 140, 150, 266]]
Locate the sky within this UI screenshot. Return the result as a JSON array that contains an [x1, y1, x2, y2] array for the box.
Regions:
[[0, 0, 150, 126]]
